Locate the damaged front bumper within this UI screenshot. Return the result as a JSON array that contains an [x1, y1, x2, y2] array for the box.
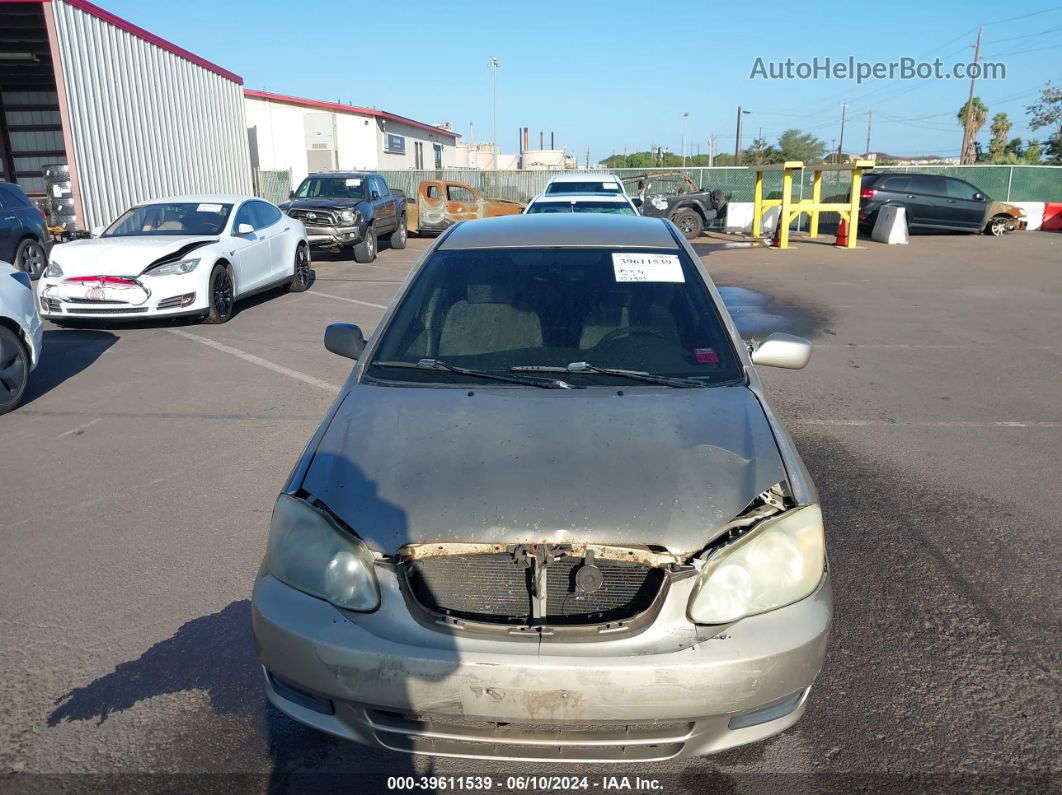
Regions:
[[302, 223, 364, 248], [252, 562, 831, 762]]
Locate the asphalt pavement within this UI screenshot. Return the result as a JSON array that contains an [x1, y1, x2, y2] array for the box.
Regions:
[[1, 229, 1059, 793]]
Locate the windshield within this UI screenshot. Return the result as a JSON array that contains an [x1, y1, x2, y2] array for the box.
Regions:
[[294, 176, 367, 200], [367, 247, 741, 386], [103, 202, 232, 237], [544, 181, 623, 195], [527, 200, 636, 216]]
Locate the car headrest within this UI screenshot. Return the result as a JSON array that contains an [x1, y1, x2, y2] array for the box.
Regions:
[[467, 283, 516, 304]]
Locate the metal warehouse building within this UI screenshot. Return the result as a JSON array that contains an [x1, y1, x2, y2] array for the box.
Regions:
[[0, 0, 251, 231], [245, 90, 459, 190]]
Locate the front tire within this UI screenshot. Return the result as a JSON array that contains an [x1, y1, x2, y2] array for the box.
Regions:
[[390, 218, 407, 249], [672, 209, 704, 240], [15, 238, 47, 280], [353, 228, 377, 263], [203, 263, 234, 324], [986, 215, 1009, 237], [288, 244, 311, 292], [0, 325, 29, 415]]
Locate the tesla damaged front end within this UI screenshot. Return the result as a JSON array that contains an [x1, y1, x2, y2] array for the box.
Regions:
[[252, 216, 831, 762]]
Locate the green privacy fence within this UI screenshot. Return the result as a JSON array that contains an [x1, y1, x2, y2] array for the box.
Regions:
[[377, 165, 1062, 205]]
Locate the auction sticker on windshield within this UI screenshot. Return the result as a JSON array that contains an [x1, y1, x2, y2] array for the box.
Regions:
[[612, 252, 684, 283]]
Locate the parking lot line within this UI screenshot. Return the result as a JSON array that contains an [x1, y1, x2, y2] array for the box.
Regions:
[[166, 329, 341, 394], [55, 418, 101, 439], [795, 419, 1062, 428], [303, 291, 388, 310]]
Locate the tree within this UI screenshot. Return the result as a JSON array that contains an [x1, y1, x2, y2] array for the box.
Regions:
[[1023, 139, 1043, 164], [989, 112, 1011, 161], [1006, 137, 1024, 158], [777, 129, 827, 163], [957, 97, 988, 164], [743, 136, 778, 165], [1026, 81, 1062, 164]]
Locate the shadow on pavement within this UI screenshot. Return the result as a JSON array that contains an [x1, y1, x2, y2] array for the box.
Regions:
[[19, 329, 117, 408]]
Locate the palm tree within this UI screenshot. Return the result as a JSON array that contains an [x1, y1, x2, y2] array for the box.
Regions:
[[958, 98, 988, 164], [989, 112, 1011, 161]]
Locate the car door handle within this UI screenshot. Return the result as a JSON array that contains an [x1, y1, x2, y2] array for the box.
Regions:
[[3, 215, 16, 221], [946, 199, 957, 203], [904, 195, 916, 199]]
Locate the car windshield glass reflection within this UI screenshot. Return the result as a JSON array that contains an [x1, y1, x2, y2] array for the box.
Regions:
[[294, 177, 367, 199], [367, 247, 741, 386], [103, 203, 233, 237], [527, 202, 637, 215], [544, 182, 623, 194]]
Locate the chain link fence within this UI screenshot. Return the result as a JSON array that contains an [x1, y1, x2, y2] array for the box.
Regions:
[[377, 165, 1061, 205], [252, 168, 292, 206]]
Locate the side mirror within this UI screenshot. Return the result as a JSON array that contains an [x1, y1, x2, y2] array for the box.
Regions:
[[973, 192, 985, 201], [91, 225, 105, 238], [370, 190, 381, 200], [324, 322, 366, 360], [749, 332, 813, 370], [630, 196, 643, 208], [235, 223, 254, 236], [288, 190, 295, 199]]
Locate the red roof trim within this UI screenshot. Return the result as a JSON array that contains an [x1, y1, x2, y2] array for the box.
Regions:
[[49, 0, 243, 84], [243, 89, 459, 139]]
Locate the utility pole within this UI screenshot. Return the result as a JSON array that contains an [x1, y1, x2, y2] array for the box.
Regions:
[[959, 27, 983, 164], [709, 134, 717, 167], [585, 145, 590, 169], [865, 111, 872, 157], [837, 101, 847, 162], [488, 57, 502, 167], [734, 107, 750, 164], [681, 112, 689, 169]]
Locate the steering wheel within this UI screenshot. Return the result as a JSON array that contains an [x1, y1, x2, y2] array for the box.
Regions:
[[597, 326, 670, 345]]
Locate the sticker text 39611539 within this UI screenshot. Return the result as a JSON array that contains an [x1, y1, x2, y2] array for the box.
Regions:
[[612, 253, 684, 283]]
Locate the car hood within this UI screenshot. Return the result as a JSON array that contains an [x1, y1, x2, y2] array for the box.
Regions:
[[49, 236, 218, 277], [300, 384, 788, 556], [281, 198, 364, 212]]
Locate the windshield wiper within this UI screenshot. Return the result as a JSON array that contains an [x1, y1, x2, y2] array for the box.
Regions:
[[373, 359, 573, 389], [511, 361, 706, 388]]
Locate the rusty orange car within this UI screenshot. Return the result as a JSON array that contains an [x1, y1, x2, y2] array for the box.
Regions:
[[407, 180, 524, 235]]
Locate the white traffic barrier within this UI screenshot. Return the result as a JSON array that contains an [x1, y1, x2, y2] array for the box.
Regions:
[[1010, 202, 1044, 231], [872, 205, 909, 244]]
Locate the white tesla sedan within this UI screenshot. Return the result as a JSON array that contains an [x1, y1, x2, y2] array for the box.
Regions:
[[38, 196, 310, 324]]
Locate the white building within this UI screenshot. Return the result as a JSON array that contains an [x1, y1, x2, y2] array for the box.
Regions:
[[245, 90, 459, 186]]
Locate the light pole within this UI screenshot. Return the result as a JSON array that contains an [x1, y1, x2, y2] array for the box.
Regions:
[[734, 107, 751, 164], [681, 112, 689, 169], [488, 57, 502, 168]]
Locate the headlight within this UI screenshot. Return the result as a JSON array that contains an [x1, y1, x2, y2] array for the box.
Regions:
[[45, 261, 63, 278], [688, 504, 825, 624], [265, 493, 379, 611], [338, 210, 356, 223], [144, 257, 200, 277]]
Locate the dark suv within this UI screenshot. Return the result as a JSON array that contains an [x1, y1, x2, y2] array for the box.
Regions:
[[0, 182, 51, 279], [858, 173, 1026, 236]]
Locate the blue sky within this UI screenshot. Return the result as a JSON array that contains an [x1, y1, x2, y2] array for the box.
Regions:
[[103, 0, 1061, 160]]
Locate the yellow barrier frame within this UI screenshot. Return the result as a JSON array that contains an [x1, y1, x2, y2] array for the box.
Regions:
[[751, 159, 876, 249]]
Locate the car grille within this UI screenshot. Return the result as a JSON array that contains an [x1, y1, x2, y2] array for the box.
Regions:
[[64, 297, 125, 304], [288, 208, 336, 226], [68, 307, 149, 315], [367, 709, 690, 762], [40, 296, 62, 312], [405, 552, 665, 626]]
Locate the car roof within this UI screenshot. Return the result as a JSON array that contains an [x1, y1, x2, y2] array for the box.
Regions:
[[531, 192, 631, 203], [141, 194, 252, 205], [545, 173, 622, 183], [306, 171, 373, 178], [439, 214, 678, 250]]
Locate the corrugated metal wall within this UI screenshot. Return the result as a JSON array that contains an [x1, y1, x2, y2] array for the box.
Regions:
[[51, 0, 252, 230]]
